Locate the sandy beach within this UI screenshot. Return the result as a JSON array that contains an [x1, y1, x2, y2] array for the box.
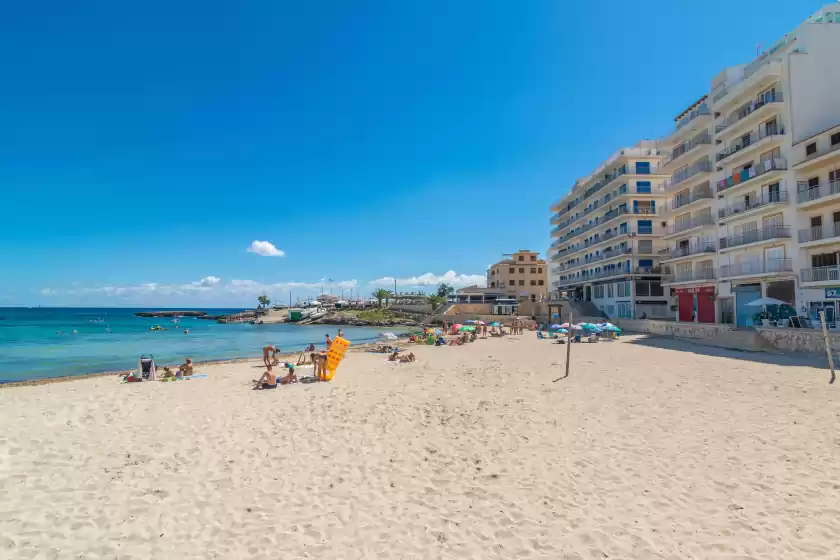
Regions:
[[2, 334, 839, 559]]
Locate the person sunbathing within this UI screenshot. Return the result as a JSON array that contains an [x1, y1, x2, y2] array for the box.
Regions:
[[398, 352, 415, 363], [253, 366, 278, 389], [279, 362, 298, 384], [388, 350, 400, 361]]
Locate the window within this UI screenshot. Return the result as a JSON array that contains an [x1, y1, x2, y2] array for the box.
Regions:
[[518, 255, 524, 261], [530, 280, 536, 286], [806, 142, 817, 156], [530, 267, 536, 273], [617, 302, 632, 318], [635, 161, 651, 175], [537, 267, 542, 273], [509, 267, 515, 274], [538, 280, 544, 286], [636, 181, 651, 194], [637, 220, 653, 235], [638, 240, 653, 254], [808, 176, 820, 189], [636, 280, 651, 296], [518, 280, 524, 286], [607, 283, 614, 298], [832, 170, 838, 184], [530, 255, 536, 261], [832, 132, 840, 146], [519, 267, 524, 273], [490, 281, 496, 288]]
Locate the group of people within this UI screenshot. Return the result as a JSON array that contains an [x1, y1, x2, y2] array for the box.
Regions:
[[509, 320, 529, 335], [255, 330, 343, 390]]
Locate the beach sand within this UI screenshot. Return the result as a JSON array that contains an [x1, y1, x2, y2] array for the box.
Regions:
[[1, 334, 839, 559]]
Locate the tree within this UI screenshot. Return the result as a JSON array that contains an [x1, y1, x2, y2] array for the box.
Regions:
[[437, 283, 455, 298], [427, 295, 446, 312], [373, 289, 392, 308], [257, 294, 270, 309]]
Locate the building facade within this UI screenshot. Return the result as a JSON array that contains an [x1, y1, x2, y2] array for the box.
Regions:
[[656, 4, 840, 326], [549, 142, 674, 319], [487, 250, 548, 302]]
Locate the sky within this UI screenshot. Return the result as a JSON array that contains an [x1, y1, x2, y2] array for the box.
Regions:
[[0, 0, 830, 307]]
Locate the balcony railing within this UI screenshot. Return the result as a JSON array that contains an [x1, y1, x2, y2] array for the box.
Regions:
[[663, 241, 717, 259], [668, 188, 714, 212], [634, 266, 669, 275], [666, 214, 714, 235], [664, 132, 712, 167], [675, 104, 711, 131], [798, 222, 840, 243], [719, 258, 792, 278], [718, 190, 788, 219], [719, 225, 791, 249], [715, 125, 785, 162], [796, 180, 840, 204], [665, 268, 717, 283], [801, 266, 840, 283], [715, 92, 784, 133], [796, 138, 840, 167], [663, 158, 712, 190], [716, 157, 787, 193]]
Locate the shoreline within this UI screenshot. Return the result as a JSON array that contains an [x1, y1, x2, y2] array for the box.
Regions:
[[0, 340, 390, 388]]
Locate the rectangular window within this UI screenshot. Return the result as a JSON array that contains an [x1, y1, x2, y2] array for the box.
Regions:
[[509, 267, 515, 274], [638, 240, 653, 254], [635, 161, 651, 175], [639, 259, 654, 268], [518, 280, 524, 286], [530, 267, 536, 273], [537, 267, 542, 273], [637, 220, 653, 234], [538, 280, 544, 286], [530, 255, 536, 261], [832, 132, 840, 146], [636, 281, 650, 296], [518, 255, 524, 261], [519, 268, 524, 273], [636, 181, 651, 194], [607, 283, 614, 298], [806, 142, 817, 156], [530, 280, 536, 286]]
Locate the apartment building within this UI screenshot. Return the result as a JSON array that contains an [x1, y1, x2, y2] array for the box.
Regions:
[[657, 4, 840, 326], [549, 142, 674, 319], [487, 250, 548, 302]]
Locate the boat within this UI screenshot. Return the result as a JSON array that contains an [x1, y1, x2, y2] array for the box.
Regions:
[[90, 312, 107, 324], [170, 318, 180, 324]]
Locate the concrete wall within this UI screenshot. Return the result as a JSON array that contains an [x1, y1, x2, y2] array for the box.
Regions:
[[790, 23, 840, 144], [615, 319, 738, 339], [756, 327, 840, 353], [389, 304, 433, 314]]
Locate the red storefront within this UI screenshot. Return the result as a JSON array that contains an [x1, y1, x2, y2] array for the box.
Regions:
[[674, 286, 716, 323]]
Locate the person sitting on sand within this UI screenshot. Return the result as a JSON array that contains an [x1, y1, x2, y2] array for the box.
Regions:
[[263, 345, 280, 367], [253, 365, 278, 389], [177, 358, 193, 377], [388, 350, 400, 361], [279, 362, 298, 384], [399, 352, 415, 363]]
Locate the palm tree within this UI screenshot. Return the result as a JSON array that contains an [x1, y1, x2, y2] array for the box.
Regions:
[[427, 295, 446, 312], [373, 289, 392, 308], [257, 294, 270, 309], [437, 283, 455, 298]]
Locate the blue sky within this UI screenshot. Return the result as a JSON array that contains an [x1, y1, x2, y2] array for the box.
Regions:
[[0, 0, 829, 306]]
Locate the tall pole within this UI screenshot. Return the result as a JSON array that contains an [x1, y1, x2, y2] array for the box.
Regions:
[[565, 311, 573, 378], [819, 311, 836, 384]]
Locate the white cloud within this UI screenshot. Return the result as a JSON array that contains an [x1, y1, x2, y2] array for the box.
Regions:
[[370, 271, 486, 289], [197, 276, 220, 287], [246, 240, 285, 257], [224, 278, 358, 296]]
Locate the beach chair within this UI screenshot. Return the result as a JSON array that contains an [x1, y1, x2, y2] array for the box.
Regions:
[[138, 355, 156, 381]]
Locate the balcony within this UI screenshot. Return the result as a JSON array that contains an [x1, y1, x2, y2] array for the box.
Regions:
[[715, 92, 784, 134], [718, 190, 788, 220], [719, 226, 791, 250], [664, 268, 717, 283], [665, 214, 714, 235], [715, 125, 785, 163], [796, 180, 840, 205], [667, 188, 714, 212], [798, 222, 840, 244], [801, 266, 840, 284], [663, 158, 712, 190], [795, 138, 840, 168], [719, 258, 792, 278], [675, 104, 711, 131], [634, 266, 669, 275], [716, 158, 787, 193], [664, 132, 712, 168], [662, 241, 717, 260]]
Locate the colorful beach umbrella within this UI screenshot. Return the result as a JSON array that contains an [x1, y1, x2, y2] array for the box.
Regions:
[[464, 320, 478, 324], [548, 324, 563, 330], [560, 323, 570, 328], [459, 325, 476, 332], [488, 322, 502, 327]]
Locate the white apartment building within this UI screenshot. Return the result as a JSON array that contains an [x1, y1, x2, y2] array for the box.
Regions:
[[549, 142, 674, 319], [657, 4, 840, 327]]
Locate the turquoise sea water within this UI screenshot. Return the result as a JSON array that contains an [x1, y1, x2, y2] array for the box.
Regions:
[[0, 308, 401, 382]]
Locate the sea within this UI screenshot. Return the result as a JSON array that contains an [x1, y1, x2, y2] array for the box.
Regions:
[[0, 307, 403, 383]]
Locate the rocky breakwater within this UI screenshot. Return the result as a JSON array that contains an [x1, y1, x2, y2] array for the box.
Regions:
[[135, 311, 207, 318], [308, 311, 420, 328]]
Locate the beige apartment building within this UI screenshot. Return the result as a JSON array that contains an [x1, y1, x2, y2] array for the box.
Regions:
[[487, 250, 548, 302]]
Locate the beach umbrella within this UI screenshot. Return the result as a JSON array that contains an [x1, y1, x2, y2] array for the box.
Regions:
[[464, 319, 476, 324], [602, 324, 621, 332], [459, 325, 476, 332], [556, 328, 569, 335], [475, 320, 486, 325], [560, 322, 570, 328], [488, 322, 502, 327], [379, 332, 399, 340], [548, 324, 563, 330]]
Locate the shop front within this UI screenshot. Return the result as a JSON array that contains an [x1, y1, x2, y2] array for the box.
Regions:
[[674, 286, 716, 323]]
